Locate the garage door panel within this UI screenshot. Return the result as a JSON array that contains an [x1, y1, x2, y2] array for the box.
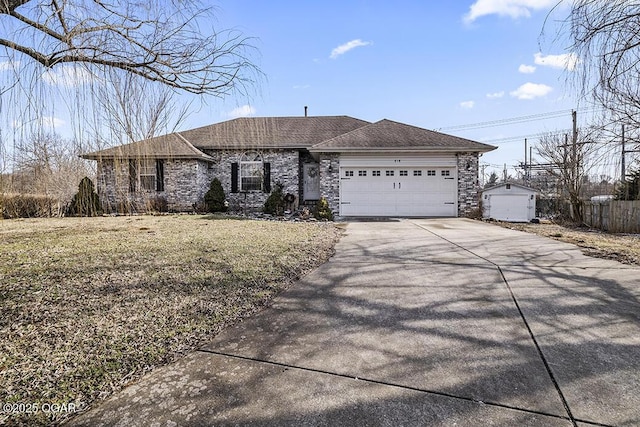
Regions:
[[488, 195, 529, 222], [340, 167, 457, 217]]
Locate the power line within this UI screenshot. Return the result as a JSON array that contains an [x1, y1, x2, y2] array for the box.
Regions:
[[482, 130, 572, 144], [438, 107, 602, 132]]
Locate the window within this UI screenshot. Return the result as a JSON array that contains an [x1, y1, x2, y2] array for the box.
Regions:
[[385, 170, 394, 176], [358, 170, 367, 177], [139, 160, 157, 191], [413, 170, 422, 176], [399, 170, 408, 176], [240, 152, 263, 191], [345, 170, 354, 177], [427, 170, 436, 176], [441, 170, 451, 177], [129, 159, 164, 192], [372, 170, 381, 177]]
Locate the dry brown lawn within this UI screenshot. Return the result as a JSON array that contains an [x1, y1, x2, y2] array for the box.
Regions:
[[0, 215, 341, 426], [495, 220, 640, 266]]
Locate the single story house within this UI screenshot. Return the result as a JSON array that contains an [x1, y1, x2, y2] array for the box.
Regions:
[[81, 115, 496, 217], [482, 182, 537, 222]]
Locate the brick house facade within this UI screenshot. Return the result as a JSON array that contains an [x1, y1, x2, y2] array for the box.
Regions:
[[83, 116, 495, 217]]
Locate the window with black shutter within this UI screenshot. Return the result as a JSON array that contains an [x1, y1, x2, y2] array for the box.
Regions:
[[129, 159, 137, 192], [231, 162, 239, 193], [263, 162, 271, 193], [155, 160, 164, 192]]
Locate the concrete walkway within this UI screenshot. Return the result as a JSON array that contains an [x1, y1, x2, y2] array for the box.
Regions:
[[71, 219, 640, 427]]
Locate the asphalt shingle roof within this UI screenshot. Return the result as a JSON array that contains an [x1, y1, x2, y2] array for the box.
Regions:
[[179, 116, 371, 149], [309, 119, 496, 153], [81, 116, 495, 159], [81, 133, 214, 161]]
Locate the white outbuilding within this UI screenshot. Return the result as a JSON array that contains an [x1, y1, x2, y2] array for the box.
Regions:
[[482, 183, 537, 222]]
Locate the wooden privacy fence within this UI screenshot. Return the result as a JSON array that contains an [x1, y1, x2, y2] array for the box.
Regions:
[[583, 200, 640, 233]]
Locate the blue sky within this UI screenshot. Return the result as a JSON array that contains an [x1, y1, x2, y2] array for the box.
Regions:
[[189, 0, 587, 178], [2, 0, 602, 179]]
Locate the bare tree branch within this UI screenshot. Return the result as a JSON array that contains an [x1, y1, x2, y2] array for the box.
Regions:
[[0, 0, 260, 95], [564, 1, 640, 125]]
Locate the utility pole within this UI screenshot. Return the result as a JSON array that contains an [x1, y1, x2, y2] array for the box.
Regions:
[[524, 138, 528, 184]]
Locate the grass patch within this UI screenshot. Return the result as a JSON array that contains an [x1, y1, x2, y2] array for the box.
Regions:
[[0, 215, 341, 426]]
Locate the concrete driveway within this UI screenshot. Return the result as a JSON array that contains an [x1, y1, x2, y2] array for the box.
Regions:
[[71, 219, 640, 427]]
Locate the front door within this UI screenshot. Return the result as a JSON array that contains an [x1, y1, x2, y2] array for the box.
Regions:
[[303, 163, 320, 201]]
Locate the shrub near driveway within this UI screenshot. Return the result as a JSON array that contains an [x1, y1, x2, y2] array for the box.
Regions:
[[0, 215, 341, 426]]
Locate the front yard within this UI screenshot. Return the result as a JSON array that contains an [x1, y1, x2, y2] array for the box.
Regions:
[[0, 215, 341, 426]]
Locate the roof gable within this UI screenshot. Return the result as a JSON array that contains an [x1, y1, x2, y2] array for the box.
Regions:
[[81, 133, 213, 161], [482, 182, 538, 193], [309, 119, 496, 153]]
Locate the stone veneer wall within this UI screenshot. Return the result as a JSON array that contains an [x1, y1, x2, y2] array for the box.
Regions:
[[456, 152, 480, 217], [204, 149, 300, 212], [318, 153, 340, 215], [97, 159, 133, 212], [95, 158, 210, 212], [164, 159, 210, 211]]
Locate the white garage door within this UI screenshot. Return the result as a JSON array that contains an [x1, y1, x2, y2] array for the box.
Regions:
[[488, 195, 530, 222], [340, 167, 457, 216]]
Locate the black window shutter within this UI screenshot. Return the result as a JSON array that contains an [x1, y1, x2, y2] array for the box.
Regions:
[[263, 162, 271, 193], [129, 159, 137, 192], [155, 159, 164, 192], [231, 162, 239, 193]]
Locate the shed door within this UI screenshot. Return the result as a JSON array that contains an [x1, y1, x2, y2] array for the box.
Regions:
[[340, 167, 457, 216], [489, 195, 529, 222]]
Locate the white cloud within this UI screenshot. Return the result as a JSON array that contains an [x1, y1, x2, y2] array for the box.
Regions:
[[464, 0, 557, 24], [510, 82, 552, 100], [486, 91, 505, 99], [227, 105, 256, 118], [519, 64, 536, 74], [42, 116, 65, 129], [534, 52, 579, 71], [460, 100, 475, 109], [330, 39, 371, 59], [42, 65, 94, 86]]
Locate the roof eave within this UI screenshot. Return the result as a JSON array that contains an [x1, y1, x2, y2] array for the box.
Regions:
[[308, 146, 497, 154], [81, 153, 216, 162]]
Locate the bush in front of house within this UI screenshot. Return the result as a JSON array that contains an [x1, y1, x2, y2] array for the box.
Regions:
[[315, 197, 334, 221], [264, 183, 285, 215], [204, 178, 227, 212], [68, 177, 101, 217]]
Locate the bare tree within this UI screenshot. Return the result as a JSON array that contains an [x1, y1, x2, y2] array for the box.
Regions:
[[0, 0, 259, 95], [535, 128, 603, 221], [92, 68, 191, 144], [11, 132, 94, 212], [564, 1, 640, 126]]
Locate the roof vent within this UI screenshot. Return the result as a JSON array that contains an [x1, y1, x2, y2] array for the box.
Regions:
[[304, 106, 308, 117]]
